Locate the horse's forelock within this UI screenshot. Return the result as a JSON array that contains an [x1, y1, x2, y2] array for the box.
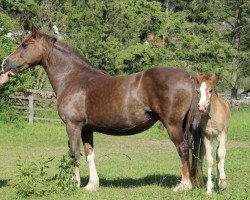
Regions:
[[202, 75, 210, 81]]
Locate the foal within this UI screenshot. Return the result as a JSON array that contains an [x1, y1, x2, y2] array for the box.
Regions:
[[195, 74, 231, 194]]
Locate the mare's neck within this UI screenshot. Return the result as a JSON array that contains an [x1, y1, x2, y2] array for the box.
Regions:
[[40, 41, 107, 96]]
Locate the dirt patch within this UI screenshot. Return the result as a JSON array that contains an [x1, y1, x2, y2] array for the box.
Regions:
[[227, 141, 249, 149], [135, 138, 175, 149]]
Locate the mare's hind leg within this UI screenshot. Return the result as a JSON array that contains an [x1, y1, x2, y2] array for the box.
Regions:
[[162, 120, 192, 191], [66, 121, 83, 187], [216, 131, 227, 190], [81, 129, 99, 191]]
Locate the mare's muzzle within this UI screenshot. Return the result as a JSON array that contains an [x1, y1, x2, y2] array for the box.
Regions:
[[2, 59, 20, 75]]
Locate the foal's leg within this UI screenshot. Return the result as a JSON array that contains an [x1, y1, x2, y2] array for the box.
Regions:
[[163, 121, 192, 191], [81, 130, 99, 191], [66, 122, 83, 187], [203, 135, 213, 195], [216, 131, 227, 190]]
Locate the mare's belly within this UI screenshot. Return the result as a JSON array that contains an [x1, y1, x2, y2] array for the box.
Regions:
[[86, 110, 158, 135], [84, 72, 159, 135]]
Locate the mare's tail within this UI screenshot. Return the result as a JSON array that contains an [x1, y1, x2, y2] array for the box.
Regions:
[[183, 78, 204, 187]]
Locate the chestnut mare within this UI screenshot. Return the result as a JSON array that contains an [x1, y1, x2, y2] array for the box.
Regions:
[[2, 26, 201, 192], [195, 74, 231, 194]]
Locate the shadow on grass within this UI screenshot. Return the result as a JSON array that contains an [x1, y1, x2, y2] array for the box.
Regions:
[[0, 179, 8, 188], [81, 174, 179, 188]]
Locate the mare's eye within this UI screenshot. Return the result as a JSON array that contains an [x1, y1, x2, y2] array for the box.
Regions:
[[21, 43, 28, 49], [196, 89, 200, 94], [209, 89, 213, 93]]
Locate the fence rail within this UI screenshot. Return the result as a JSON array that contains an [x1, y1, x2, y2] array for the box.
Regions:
[[11, 94, 61, 124], [10, 92, 250, 124]]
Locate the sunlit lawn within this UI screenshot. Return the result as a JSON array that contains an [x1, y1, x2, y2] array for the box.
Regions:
[[0, 107, 249, 199]]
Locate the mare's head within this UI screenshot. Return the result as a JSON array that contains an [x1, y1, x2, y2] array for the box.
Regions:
[[1, 25, 53, 76], [195, 74, 217, 113]]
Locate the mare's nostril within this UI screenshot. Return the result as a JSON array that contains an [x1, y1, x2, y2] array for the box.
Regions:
[[1, 60, 9, 71], [1, 63, 6, 71]]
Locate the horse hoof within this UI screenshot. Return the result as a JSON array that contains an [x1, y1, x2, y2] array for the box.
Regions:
[[207, 190, 213, 195], [173, 185, 181, 192], [173, 182, 192, 192], [219, 181, 227, 190], [84, 182, 99, 192]]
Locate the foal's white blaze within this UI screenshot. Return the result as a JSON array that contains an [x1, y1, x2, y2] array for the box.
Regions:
[[199, 82, 207, 110], [85, 150, 99, 191]]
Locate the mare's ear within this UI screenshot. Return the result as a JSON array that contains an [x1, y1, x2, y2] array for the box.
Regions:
[[31, 23, 37, 38], [195, 74, 202, 85], [210, 73, 216, 85]]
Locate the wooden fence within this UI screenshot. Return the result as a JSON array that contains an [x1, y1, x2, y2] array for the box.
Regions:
[[11, 94, 61, 124], [10, 91, 250, 124]]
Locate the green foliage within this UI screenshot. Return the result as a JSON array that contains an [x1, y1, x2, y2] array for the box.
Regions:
[[15, 156, 56, 197], [0, 104, 23, 123], [0, 12, 36, 111], [116, 44, 155, 74], [53, 153, 78, 193], [0, 0, 249, 98], [14, 153, 77, 198], [0, 71, 36, 114], [58, 0, 165, 73], [0, 13, 18, 61]]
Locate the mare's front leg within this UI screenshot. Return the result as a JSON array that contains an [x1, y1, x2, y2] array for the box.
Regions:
[[216, 131, 227, 190], [66, 121, 83, 188], [81, 129, 99, 191]]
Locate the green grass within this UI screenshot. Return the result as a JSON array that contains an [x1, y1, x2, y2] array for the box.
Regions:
[[228, 106, 250, 141], [0, 107, 249, 199]]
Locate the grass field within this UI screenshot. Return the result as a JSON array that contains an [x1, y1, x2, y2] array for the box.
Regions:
[[0, 107, 249, 200]]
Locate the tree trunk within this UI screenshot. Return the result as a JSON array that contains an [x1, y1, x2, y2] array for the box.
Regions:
[[231, 0, 244, 99], [165, 0, 170, 15], [231, 56, 240, 99]]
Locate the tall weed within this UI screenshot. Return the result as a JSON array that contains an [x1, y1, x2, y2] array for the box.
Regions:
[[14, 153, 77, 197]]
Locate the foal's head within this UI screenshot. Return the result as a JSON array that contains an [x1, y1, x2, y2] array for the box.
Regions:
[[1, 25, 52, 75], [195, 74, 217, 113]]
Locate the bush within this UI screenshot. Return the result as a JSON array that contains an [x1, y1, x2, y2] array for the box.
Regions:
[[14, 153, 77, 197]]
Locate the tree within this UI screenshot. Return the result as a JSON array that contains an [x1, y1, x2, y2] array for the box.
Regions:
[[0, 13, 36, 111], [0, 0, 249, 94]]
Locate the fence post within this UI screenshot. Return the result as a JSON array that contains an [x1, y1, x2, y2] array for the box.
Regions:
[[29, 95, 34, 124]]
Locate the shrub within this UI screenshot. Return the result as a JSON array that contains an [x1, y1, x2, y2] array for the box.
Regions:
[[14, 153, 77, 197]]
